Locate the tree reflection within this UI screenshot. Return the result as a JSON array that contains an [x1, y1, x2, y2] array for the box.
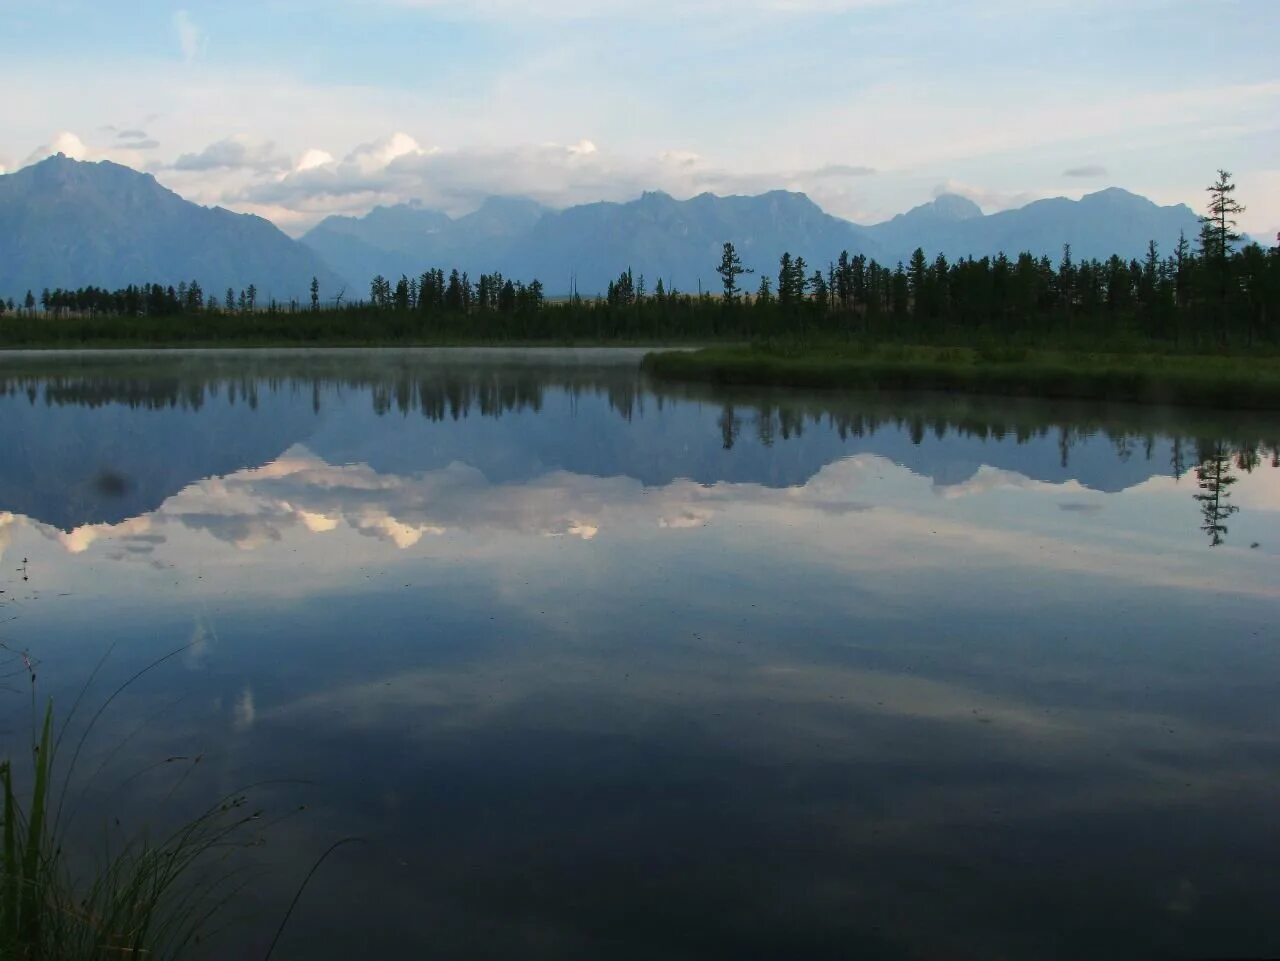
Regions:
[[1194, 442, 1240, 546], [3, 356, 1279, 546]]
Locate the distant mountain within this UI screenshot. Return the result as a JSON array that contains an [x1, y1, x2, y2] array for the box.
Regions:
[[305, 186, 1205, 295], [303, 197, 549, 294], [304, 190, 884, 295], [0, 156, 1211, 300], [0, 155, 341, 301], [865, 188, 1203, 264], [503, 190, 882, 296]]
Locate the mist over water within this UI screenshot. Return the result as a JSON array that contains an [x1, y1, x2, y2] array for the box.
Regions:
[[1, 349, 1277, 961]]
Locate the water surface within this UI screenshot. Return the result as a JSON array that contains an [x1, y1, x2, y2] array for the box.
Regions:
[[1, 349, 1277, 960]]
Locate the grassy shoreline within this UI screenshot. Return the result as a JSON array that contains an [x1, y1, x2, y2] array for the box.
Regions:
[[0, 336, 707, 351], [642, 345, 1280, 410]]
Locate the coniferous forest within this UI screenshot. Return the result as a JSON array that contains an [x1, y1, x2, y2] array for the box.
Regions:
[[1, 171, 1277, 352]]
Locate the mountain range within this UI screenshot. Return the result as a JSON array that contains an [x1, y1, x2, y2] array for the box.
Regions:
[[0, 154, 340, 301], [0, 155, 1206, 299]]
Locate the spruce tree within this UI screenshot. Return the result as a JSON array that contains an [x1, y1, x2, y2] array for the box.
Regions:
[[716, 242, 752, 303]]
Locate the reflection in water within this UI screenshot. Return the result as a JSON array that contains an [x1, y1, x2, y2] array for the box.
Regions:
[[1196, 442, 1241, 546], [1, 350, 1278, 961], [2, 350, 1277, 545]]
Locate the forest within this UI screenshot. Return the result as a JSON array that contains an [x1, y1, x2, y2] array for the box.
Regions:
[[1, 172, 1276, 351]]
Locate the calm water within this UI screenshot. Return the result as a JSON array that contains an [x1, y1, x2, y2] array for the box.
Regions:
[[1, 349, 1278, 961]]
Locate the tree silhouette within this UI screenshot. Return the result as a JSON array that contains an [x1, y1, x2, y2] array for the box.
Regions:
[[716, 242, 753, 303], [1194, 441, 1240, 546]]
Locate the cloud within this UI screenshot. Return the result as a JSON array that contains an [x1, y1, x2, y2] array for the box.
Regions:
[[295, 148, 336, 173], [932, 466, 1091, 501], [24, 131, 89, 165], [1063, 165, 1108, 178], [173, 10, 202, 62], [239, 137, 658, 213], [173, 135, 290, 173], [117, 129, 150, 141], [346, 131, 430, 174], [232, 686, 256, 731], [807, 163, 877, 179], [186, 614, 215, 668], [931, 179, 1043, 213], [231, 134, 871, 224], [18, 443, 1280, 604]]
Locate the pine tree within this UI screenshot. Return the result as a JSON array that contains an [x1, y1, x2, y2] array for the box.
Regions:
[[1200, 169, 1245, 265], [716, 242, 752, 303], [1197, 170, 1246, 341], [778, 253, 793, 306], [755, 275, 773, 305]]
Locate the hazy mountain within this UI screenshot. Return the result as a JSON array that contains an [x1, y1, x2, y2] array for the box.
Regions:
[[303, 196, 549, 295], [304, 190, 883, 295], [0, 155, 341, 301], [497, 190, 881, 296], [866, 188, 1203, 263], [305, 186, 1205, 295], [0, 156, 1211, 300]]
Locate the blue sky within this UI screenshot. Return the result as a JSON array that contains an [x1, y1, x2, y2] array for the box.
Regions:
[[3, 0, 1278, 237]]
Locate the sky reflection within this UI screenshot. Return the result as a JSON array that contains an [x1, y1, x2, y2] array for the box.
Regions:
[[0, 351, 1277, 961]]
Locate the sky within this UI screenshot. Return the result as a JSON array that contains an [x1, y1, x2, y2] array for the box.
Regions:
[[2, 0, 1278, 238]]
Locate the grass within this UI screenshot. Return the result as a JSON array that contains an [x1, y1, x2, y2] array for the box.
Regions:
[[642, 343, 1280, 410], [0, 645, 291, 961]]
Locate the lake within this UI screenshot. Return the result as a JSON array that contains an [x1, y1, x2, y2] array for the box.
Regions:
[[1, 349, 1277, 960]]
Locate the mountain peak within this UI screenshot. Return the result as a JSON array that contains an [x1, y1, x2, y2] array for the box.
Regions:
[[1079, 186, 1151, 207], [930, 193, 984, 220], [0, 155, 339, 299]]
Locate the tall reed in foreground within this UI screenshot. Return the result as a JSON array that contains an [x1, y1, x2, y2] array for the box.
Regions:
[[0, 645, 274, 960]]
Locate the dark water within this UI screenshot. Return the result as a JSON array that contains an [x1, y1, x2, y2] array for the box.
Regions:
[[1, 349, 1278, 961]]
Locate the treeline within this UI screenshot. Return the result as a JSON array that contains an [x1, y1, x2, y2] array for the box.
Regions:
[[2, 172, 1276, 350]]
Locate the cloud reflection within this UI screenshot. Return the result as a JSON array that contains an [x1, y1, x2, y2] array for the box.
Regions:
[[1, 446, 1275, 603]]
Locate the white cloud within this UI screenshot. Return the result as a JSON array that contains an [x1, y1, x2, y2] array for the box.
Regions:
[[24, 131, 89, 165], [173, 10, 202, 62], [347, 131, 430, 173], [232, 686, 256, 731], [19, 129, 173, 172], [295, 148, 335, 173], [228, 135, 870, 226]]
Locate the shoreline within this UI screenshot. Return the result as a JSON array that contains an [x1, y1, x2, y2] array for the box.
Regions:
[[642, 345, 1280, 411]]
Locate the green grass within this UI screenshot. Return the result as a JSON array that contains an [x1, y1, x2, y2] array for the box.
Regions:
[[642, 344, 1280, 410], [0, 647, 283, 961]]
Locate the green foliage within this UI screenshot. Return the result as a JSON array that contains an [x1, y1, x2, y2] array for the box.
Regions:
[[0, 659, 273, 960], [643, 345, 1280, 410], [5, 174, 1280, 351]]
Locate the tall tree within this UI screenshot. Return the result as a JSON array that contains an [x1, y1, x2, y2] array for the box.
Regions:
[[1200, 169, 1245, 262], [716, 242, 753, 303], [1199, 169, 1245, 311]]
